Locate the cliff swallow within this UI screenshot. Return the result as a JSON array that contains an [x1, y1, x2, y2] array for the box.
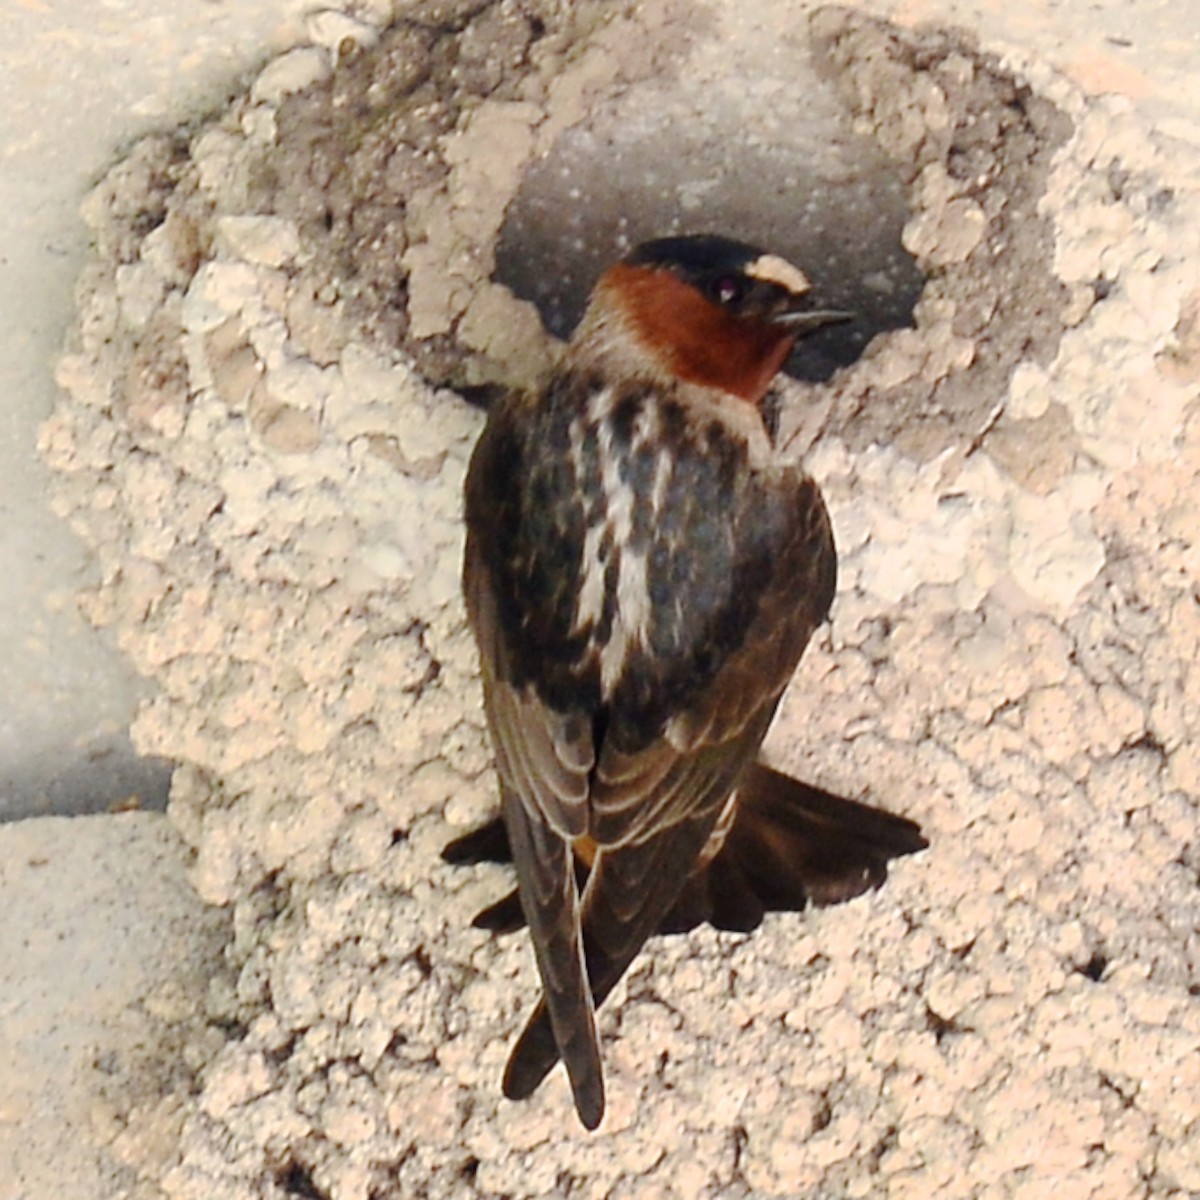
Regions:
[[459, 234, 922, 1128]]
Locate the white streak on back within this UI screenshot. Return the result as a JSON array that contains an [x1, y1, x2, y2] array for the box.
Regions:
[[567, 387, 672, 697], [570, 408, 607, 635]]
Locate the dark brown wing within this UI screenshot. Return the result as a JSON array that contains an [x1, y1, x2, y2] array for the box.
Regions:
[[587, 466, 832, 846], [503, 705, 776, 1104], [463, 398, 605, 1127], [502, 457, 835, 1102]]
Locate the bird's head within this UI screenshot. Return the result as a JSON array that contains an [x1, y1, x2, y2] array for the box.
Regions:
[[574, 234, 851, 405]]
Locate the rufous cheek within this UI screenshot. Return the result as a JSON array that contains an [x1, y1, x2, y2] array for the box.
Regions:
[[603, 264, 799, 405]]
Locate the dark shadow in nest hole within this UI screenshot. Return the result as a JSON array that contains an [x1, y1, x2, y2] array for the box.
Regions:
[[493, 72, 924, 383]]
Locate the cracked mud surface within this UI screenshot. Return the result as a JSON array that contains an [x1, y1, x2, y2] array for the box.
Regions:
[[39, 0, 1200, 1196]]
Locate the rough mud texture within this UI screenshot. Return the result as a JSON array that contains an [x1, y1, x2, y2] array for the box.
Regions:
[[39, 0, 1200, 1196], [804, 12, 1074, 463], [243, 0, 692, 394]]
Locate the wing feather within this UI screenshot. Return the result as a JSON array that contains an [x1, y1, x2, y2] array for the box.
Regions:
[[500, 784, 604, 1128], [465, 516, 593, 837], [504, 705, 776, 1097], [464, 410, 604, 1123]]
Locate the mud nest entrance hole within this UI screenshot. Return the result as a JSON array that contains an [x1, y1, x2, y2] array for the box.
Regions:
[[249, 3, 1070, 441], [491, 33, 924, 383]]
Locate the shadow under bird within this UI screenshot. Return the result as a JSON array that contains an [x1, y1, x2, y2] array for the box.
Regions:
[[449, 234, 926, 1129]]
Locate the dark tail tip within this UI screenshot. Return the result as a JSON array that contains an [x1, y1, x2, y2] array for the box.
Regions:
[[470, 888, 525, 933], [502, 1006, 606, 1131], [502, 1012, 558, 1101], [574, 1079, 605, 1131], [441, 817, 511, 865]]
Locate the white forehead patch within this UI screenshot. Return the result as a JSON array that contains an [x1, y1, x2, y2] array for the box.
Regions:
[[746, 253, 811, 295]]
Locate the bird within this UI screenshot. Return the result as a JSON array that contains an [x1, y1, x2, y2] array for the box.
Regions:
[[458, 233, 924, 1130]]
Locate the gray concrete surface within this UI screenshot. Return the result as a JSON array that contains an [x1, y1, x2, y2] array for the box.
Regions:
[[0, 0, 309, 818], [0, 813, 228, 1200]]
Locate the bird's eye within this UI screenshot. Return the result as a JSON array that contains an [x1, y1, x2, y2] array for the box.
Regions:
[[711, 275, 745, 307]]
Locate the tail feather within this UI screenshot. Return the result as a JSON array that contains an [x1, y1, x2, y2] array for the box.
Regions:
[[717, 761, 928, 913], [504, 808, 721, 1105], [442, 763, 926, 1109], [443, 761, 927, 936], [500, 789, 604, 1129], [441, 817, 512, 866]]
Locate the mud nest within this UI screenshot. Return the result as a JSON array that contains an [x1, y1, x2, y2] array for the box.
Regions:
[[40, 2, 1200, 1197]]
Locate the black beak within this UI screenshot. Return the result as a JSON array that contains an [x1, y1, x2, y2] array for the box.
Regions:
[[770, 293, 854, 332], [771, 305, 855, 333]]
